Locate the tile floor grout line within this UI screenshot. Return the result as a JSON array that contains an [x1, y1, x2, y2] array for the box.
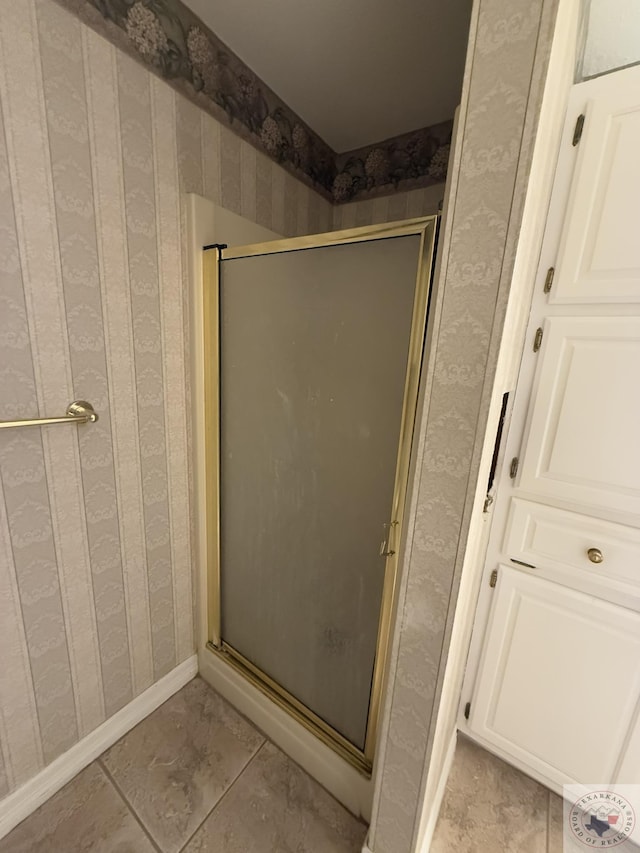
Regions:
[[97, 758, 164, 853], [176, 739, 268, 853], [544, 792, 551, 853], [547, 789, 553, 853]]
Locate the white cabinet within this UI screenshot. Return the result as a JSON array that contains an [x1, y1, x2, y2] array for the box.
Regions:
[[470, 567, 640, 785], [465, 63, 640, 795], [550, 65, 640, 304], [617, 711, 640, 784], [517, 316, 640, 520]]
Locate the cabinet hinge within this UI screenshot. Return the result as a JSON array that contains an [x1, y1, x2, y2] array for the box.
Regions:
[[543, 267, 554, 294], [533, 327, 544, 352], [489, 569, 498, 588], [509, 456, 519, 479], [464, 701, 471, 720], [572, 113, 585, 146]]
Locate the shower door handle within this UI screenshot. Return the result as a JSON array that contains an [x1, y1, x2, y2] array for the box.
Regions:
[[380, 520, 399, 558]]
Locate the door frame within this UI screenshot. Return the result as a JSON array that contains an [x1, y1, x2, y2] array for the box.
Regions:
[[202, 217, 437, 774], [188, 196, 371, 819]]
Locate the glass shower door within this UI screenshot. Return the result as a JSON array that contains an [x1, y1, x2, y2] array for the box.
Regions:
[[203, 219, 437, 771]]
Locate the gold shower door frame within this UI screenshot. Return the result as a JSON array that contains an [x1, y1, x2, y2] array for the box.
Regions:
[[202, 217, 437, 775]]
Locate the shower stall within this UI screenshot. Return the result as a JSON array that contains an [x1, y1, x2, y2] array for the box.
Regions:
[[194, 205, 437, 804]]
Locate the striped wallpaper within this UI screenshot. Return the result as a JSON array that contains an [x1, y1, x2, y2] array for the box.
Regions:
[[0, 0, 439, 799], [332, 183, 444, 231]]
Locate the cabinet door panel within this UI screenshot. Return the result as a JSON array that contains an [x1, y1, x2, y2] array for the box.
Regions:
[[518, 317, 640, 519], [470, 568, 640, 785], [616, 707, 640, 784], [552, 65, 640, 303]]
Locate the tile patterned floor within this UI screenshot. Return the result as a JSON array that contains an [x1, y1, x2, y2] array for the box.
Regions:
[[3, 678, 615, 853], [431, 735, 573, 853], [0, 677, 367, 853]]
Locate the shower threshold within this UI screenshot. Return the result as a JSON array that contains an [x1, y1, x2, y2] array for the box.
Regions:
[[207, 641, 372, 776]]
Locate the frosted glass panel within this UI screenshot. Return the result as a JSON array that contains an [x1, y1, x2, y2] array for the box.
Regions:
[[219, 235, 421, 748]]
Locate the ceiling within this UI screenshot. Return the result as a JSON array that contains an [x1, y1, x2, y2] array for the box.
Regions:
[[182, 0, 472, 152]]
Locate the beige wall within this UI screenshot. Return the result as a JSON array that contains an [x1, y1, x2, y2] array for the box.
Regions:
[[367, 0, 560, 850], [0, 0, 332, 798], [0, 0, 453, 816], [0, 0, 439, 804], [332, 184, 444, 231]]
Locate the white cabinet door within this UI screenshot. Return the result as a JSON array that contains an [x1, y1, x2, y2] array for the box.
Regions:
[[551, 64, 640, 304], [616, 708, 640, 784], [469, 567, 640, 786], [517, 316, 640, 519]]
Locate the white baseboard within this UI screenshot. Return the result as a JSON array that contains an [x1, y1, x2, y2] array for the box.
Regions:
[[198, 646, 372, 821], [0, 654, 198, 840]]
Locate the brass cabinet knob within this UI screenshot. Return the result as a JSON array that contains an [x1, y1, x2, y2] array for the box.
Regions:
[[587, 547, 603, 564]]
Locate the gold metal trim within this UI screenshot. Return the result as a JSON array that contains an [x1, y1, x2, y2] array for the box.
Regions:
[[364, 218, 437, 760], [0, 400, 98, 430], [208, 641, 372, 775], [203, 250, 222, 647], [202, 217, 438, 771], [221, 218, 434, 261]]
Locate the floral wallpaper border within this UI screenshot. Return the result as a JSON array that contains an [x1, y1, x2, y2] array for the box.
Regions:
[[333, 122, 452, 203], [54, 0, 452, 203]]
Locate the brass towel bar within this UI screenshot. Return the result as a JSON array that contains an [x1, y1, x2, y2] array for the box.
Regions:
[[0, 401, 98, 430]]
